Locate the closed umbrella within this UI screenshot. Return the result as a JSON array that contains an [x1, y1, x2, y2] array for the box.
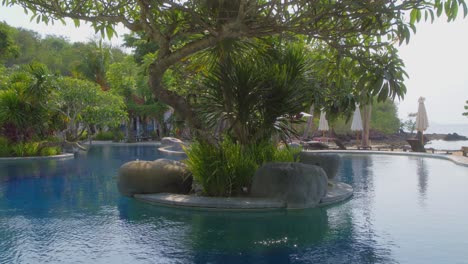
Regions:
[[318, 110, 329, 138], [351, 104, 363, 145], [415, 97, 429, 144]]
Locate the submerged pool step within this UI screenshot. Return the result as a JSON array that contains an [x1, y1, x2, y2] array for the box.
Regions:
[[134, 181, 354, 211]]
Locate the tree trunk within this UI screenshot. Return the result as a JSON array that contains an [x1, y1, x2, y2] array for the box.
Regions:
[[303, 103, 314, 139], [146, 37, 220, 145], [361, 104, 372, 148], [127, 118, 135, 143]]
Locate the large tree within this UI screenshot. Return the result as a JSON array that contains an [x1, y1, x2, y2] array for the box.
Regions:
[[3, 0, 466, 132], [0, 22, 19, 61]]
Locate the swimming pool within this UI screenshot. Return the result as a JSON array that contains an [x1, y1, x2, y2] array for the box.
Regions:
[[1, 145, 467, 263]]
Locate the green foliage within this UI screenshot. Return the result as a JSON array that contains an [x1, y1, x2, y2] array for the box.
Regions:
[[1, 141, 60, 157], [52, 77, 127, 140], [39, 146, 61, 156], [3, 0, 467, 139], [0, 136, 12, 157], [94, 131, 114, 141], [11, 141, 40, 157], [94, 131, 114, 140], [370, 100, 401, 134], [197, 42, 313, 145], [123, 32, 159, 65], [94, 130, 124, 141], [0, 63, 55, 141], [0, 22, 19, 60], [184, 138, 300, 197]]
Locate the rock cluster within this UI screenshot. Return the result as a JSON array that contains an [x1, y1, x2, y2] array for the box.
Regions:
[[118, 159, 192, 197], [250, 162, 328, 208]]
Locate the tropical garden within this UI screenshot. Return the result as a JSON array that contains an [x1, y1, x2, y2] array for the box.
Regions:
[[1, 0, 466, 196]]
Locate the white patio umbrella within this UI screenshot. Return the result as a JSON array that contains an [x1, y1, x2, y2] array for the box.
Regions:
[[351, 104, 363, 145], [318, 110, 329, 138], [415, 97, 429, 144]]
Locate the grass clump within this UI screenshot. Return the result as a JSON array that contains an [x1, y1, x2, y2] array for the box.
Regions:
[[0, 136, 12, 157], [94, 131, 114, 141], [184, 137, 301, 197], [11, 141, 40, 157], [39, 146, 61, 156]]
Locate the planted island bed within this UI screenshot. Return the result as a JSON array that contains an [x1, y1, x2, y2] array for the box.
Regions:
[[118, 138, 353, 210]]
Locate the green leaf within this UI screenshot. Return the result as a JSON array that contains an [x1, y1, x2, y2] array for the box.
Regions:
[[437, 3, 444, 16], [451, 0, 459, 19], [73, 19, 80, 27], [410, 9, 417, 24], [462, 1, 468, 16], [445, 1, 452, 17], [105, 26, 114, 40]]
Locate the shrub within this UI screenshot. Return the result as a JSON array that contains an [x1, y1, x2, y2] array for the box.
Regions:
[[112, 131, 125, 142], [184, 138, 301, 196], [94, 131, 114, 141], [11, 141, 40, 157], [0, 136, 11, 157], [40, 146, 61, 156]]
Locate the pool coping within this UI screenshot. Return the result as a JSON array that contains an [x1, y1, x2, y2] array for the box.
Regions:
[[0, 153, 75, 161], [134, 182, 353, 211], [157, 145, 187, 156], [304, 150, 468, 167], [82, 140, 161, 146]]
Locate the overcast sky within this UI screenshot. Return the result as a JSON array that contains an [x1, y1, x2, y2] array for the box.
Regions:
[[1, 5, 467, 125]]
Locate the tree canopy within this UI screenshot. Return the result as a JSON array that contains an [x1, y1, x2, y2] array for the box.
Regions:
[[2, 0, 467, 134]]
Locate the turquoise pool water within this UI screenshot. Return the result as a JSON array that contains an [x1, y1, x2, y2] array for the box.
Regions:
[[1, 146, 467, 264]]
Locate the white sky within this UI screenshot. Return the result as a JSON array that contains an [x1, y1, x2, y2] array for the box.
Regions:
[[1, 5, 467, 125]]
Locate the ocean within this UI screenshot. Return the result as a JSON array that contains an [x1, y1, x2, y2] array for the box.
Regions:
[[426, 123, 468, 136], [425, 123, 468, 150]]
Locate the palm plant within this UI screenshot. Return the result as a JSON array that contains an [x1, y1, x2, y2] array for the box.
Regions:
[[196, 41, 314, 146], [0, 63, 55, 141]]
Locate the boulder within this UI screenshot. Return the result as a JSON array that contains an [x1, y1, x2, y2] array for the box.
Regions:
[[118, 159, 192, 197], [160, 137, 187, 151], [250, 162, 328, 208], [299, 152, 341, 180]]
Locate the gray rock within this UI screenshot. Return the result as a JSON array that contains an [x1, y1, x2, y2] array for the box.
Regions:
[[250, 162, 328, 208], [118, 159, 192, 197], [160, 137, 187, 151], [299, 153, 341, 179]]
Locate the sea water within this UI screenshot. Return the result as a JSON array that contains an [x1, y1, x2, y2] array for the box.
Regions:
[[426, 123, 468, 149]]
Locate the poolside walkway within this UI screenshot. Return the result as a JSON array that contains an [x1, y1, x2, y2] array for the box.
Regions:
[[305, 148, 468, 167]]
